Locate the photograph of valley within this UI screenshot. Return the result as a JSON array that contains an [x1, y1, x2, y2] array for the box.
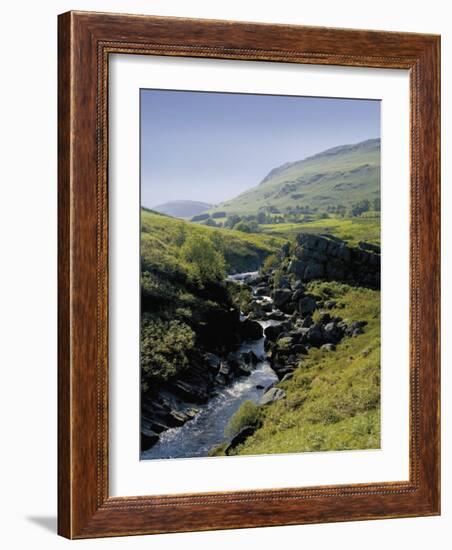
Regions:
[[140, 89, 381, 460]]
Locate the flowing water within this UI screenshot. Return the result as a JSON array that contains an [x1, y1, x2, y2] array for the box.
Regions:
[[141, 272, 280, 460]]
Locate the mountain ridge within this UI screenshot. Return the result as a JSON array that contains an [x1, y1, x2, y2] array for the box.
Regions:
[[212, 138, 380, 216], [152, 200, 213, 219]]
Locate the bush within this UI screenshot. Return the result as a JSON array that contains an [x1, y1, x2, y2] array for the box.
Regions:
[[179, 234, 226, 284], [141, 316, 195, 385], [211, 211, 226, 219], [261, 253, 279, 274], [191, 213, 210, 222], [234, 220, 261, 233], [224, 400, 262, 438]]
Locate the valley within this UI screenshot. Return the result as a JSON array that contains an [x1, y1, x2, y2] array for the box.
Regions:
[[140, 137, 381, 460]]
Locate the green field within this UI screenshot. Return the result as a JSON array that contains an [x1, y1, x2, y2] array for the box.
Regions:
[[260, 216, 380, 246]]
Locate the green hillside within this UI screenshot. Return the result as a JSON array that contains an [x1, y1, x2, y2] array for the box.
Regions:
[[141, 208, 284, 274], [211, 138, 380, 216]]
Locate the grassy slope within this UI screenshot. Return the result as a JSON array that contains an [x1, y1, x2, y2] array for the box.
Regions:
[[209, 139, 380, 216], [260, 216, 380, 246], [229, 281, 381, 456], [141, 208, 285, 274]]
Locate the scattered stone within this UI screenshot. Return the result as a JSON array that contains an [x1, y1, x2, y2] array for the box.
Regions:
[[259, 387, 287, 405]]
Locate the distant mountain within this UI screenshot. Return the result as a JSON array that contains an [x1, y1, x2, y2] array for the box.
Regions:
[[212, 138, 380, 216], [151, 200, 213, 219]]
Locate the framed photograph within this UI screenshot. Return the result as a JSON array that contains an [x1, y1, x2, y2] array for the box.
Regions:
[[58, 11, 440, 538]]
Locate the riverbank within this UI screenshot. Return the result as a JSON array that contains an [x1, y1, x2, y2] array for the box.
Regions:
[[140, 224, 381, 459]]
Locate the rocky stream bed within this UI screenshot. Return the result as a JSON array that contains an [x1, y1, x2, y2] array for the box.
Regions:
[[141, 233, 380, 459]]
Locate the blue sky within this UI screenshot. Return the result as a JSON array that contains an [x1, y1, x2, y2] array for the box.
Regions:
[[141, 89, 380, 208]]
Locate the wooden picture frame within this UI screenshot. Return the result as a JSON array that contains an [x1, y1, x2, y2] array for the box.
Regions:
[[58, 11, 440, 539]]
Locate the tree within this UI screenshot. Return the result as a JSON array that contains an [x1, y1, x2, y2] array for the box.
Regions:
[[234, 220, 260, 233], [350, 199, 370, 217], [373, 197, 381, 211], [180, 234, 226, 284], [224, 214, 241, 228], [336, 204, 347, 217], [257, 211, 267, 224], [191, 213, 210, 222]]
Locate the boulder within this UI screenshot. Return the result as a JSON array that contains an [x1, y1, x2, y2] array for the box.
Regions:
[[204, 352, 221, 370], [260, 301, 273, 312], [323, 322, 344, 344], [241, 350, 258, 365], [272, 288, 292, 307], [279, 276, 292, 289], [288, 259, 307, 276], [304, 262, 325, 280], [239, 318, 264, 340], [301, 315, 314, 328], [305, 323, 324, 347], [281, 242, 291, 257], [254, 286, 270, 296], [264, 324, 285, 341], [321, 343, 336, 352], [265, 310, 286, 321], [225, 425, 257, 453], [292, 288, 305, 302], [259, 387, 287, 405], [359, 241, 381, 254], [298, 295, 317, 315], [141, 430, 159, 451], [171, 380, 209, 403]]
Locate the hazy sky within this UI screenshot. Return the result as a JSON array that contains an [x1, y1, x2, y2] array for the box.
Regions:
[[141, 89, 380, 208]]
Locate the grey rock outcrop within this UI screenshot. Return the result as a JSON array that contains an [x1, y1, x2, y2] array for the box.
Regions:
[[290, 234, 380, 288]]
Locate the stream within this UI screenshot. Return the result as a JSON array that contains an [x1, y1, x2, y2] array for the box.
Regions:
[[141, 272, 280, 460]]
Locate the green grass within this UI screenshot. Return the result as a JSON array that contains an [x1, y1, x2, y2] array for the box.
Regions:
[[208, 138, 380, 216], [260, 216, 380, 245], [226, 281, 381, 456], [141, 208, 285, 274]]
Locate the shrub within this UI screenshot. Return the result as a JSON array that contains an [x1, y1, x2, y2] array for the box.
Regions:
[[141, 316, 195, 385], [234, 220, 261, 233], [179, 234, 226, 284], [191, 213, 210, 222], [211, 211, 226, 219], [224, 400, 262, 438], [261, 253, 279, 274]]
